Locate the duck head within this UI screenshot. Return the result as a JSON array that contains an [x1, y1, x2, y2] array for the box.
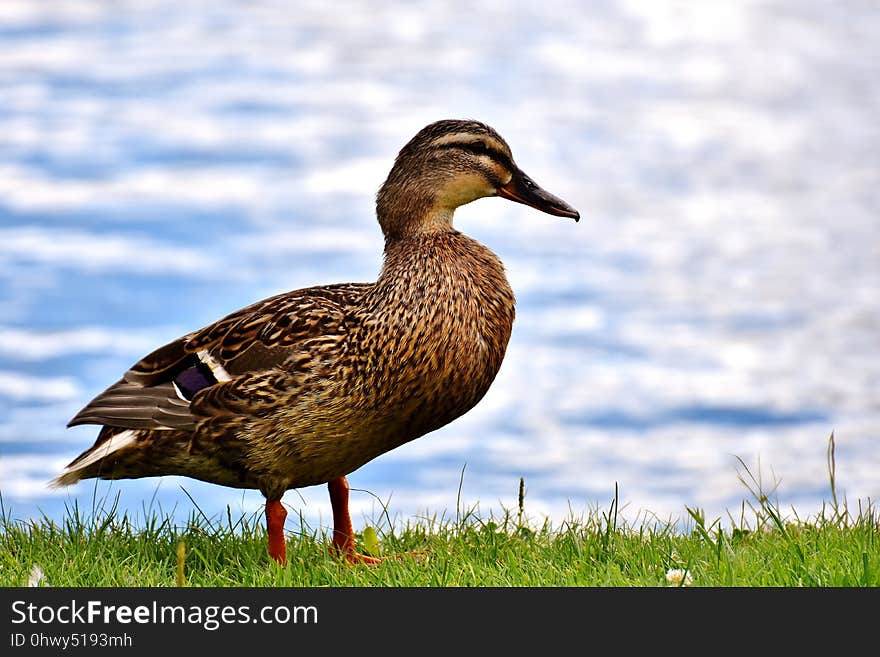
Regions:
[[376, 119, 579, 240]]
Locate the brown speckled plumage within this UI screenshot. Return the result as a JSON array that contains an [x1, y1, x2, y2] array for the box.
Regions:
[[54, 119, 578, 563]]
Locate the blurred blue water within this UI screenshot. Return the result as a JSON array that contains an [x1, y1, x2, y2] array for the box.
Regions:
[[1, 0, 878, 532]]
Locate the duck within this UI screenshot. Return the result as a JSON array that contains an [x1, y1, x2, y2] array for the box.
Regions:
[[52, 119, 579, 565]]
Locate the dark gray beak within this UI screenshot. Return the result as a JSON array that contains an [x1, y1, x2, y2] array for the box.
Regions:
[[496, 168, 580, 221]]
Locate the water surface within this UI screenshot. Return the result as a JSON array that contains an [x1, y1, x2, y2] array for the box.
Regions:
[[1, 0, 878, 532]]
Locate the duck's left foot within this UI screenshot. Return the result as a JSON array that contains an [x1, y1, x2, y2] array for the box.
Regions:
[[327, 476, 424, 565], [329, 536, 425, 565], [330, 542, 384, 565]]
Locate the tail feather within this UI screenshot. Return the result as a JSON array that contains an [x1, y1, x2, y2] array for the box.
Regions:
[[49, 429, 140, 488]]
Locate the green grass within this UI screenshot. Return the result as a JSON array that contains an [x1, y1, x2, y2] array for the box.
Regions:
[[2, 437, 878, 587]]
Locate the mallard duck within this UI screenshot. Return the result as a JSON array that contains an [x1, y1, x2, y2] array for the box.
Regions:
[[53, 119, 579, 565]]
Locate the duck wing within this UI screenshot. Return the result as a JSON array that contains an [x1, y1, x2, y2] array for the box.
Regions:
[[68, 282, 371, 431]]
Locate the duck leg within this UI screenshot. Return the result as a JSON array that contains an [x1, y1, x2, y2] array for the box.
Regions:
[[328, 476, 382, 564], [265, 498, 287, 565]]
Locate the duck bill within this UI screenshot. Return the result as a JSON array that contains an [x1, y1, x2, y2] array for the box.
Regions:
[[496, 168, 580, 221]]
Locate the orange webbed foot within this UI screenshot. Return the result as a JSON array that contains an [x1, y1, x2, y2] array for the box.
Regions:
[[329, 542, 425, 565], [265, 498, 288, 566], [327, 476, 425, 565]]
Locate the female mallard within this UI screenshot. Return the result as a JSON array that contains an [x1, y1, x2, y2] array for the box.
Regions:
[[53, 119, 579, 565]]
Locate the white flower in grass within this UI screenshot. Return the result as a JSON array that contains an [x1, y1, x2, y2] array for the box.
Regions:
[[665, 568, 693, 587], [27, 563, 50, 587]]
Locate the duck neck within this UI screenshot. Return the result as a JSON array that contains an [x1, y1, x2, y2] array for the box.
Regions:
[[376, 169, 456, 242]]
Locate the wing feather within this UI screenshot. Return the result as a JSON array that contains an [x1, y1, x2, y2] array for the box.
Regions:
[[68, 282, 371, 431]]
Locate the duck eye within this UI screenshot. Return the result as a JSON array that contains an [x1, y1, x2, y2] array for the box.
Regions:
[[467, 141, 489, 155]]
